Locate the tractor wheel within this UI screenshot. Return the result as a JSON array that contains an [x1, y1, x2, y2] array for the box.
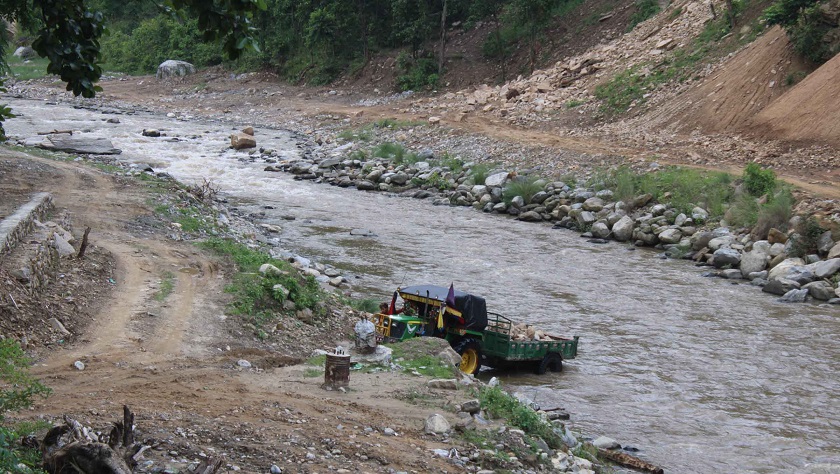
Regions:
[[536, 352, 562, 375], [453, 338, 482, 375]]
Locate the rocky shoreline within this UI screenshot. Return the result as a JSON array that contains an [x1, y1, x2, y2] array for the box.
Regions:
[[243, 126, 840, 307]]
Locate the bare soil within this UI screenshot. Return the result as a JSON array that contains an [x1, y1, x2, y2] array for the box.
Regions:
[[0, 148, 473, 473]]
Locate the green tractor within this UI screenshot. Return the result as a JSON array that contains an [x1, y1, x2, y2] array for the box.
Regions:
[[374, 285, 579, 375]]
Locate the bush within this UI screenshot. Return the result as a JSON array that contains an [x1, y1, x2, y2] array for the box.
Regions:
[[502, 176, 543, 204], [396, 52, 439, 91], [468, 164, 492, 185], [753, 189, 794, 238], [765, 0, 834, 64], [743, 163, 776, 197], [789, 216, 824, 257]]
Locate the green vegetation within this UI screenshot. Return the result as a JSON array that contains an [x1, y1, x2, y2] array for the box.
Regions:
[[396, 52, 439, 91], [0, 339, 52, 473], [2, 55, 50, 80], [469, 164, 493, 185], [478, 386, 561, 448], [765, 0, 834, 63], [198, 238, 325, 338], [627, 0, 661, 31], [503, 176, 543, 204], [789, 216, 825, 257], [372, 142, 419, 165], [387, 342, 457, 378], [303, 367, 323, 378], [564, 99, 585, 108], [306, 354, 327, 366], [153, 271, 176, 302], [743, 162, 777, 197], [347, 297, 380, 314]]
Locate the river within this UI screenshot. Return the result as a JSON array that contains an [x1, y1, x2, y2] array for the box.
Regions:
[[4, 98, 839, 473]]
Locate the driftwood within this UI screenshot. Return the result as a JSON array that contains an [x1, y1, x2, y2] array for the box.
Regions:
[[597, 447, 665, 474], [37, 130, 73, 135], [40, 405, 224, 474]]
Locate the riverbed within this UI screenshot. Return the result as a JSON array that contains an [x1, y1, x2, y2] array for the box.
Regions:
[[4, 98, 839, 473]]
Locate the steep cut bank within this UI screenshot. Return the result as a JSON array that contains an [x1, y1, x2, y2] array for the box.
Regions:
[[751, 50, 840, 147], [640, 26, 811, 134]]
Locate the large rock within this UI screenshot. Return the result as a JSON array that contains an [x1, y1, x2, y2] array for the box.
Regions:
[[803, 281, 836, 301], [807, 258, 840, 279], [517, 211, 543, 222], [591, 222, 611, 239], [33, 135, 121, 155], [779, 289, 809, 303], [708, 235, 735, 251], [611, 216, 634, 242], [768, 258, 806, 281], [691, 231, 713, 250], [424, 414, 451, 434], [712, 248, 741, 268], [582, 197, 604, 212], [767, 228, 788, 244], [829, 242, 840, 259], [762, 278, 801, 295], [691, 206, 709, 222], [592, 436, 621, 450], [230, 132, 256, 149], [13, 46, 36, 59], [575, 210, 596, 228], [52, 233, 76, 256], [740, 250, 768, 277], [484, 172, 509, 188], [156, 60, 196, 80], [658, 228, 682, 244], [817, 230, 835, 255]]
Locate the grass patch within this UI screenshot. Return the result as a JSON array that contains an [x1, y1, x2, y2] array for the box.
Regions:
[[565, 99, 585, 108], [372, 142, 419, 165], [503, 176, 544, 205], [3, 55, 50, 80], [468, 164, 492, 185], [198, 238, 325, 337], [395, 354, 454, 378], [153, 271, 175, 302], [337, 128, 372, 142], [478, 386, 561, 448], [306, 354, 327, 366], [347, 297, 380, 313], [303, 367, 323, 378]]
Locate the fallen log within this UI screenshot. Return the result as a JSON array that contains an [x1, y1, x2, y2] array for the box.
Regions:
[[37, 130, 73, 135], [597, 447, 664, 474]]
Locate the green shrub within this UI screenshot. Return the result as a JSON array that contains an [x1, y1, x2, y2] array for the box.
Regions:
[[743, 163, 776, 197], [726, 193, 760, 229], [628, 0, 661, 31], [753, 188, 794, 238], [636, 167, 733, 215], [0, 340, 51, 417], [100, 15, 223, 74], [789, 216, 824, 257], [468, 164, 492, 185], [478, 386, 561, 448], [396, 52, 439, 91], [503, 176, 543, 204], [373, 142, 416, 163], [765, 0, 834, 64], [614, 166, 637, 203]]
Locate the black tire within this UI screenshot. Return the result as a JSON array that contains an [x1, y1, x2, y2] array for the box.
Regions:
[[536, 352, 563, 375], [452, 338, 482, 375]]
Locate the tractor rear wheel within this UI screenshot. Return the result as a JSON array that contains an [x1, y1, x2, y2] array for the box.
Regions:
[[453, 338, 482, 375], [536, 352, 563, 375]]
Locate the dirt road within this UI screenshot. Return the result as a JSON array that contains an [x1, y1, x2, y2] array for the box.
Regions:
[[2, 149, 469, 473]]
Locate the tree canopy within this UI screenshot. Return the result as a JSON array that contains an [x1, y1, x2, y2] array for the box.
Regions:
[[1, 0, 267, 98]]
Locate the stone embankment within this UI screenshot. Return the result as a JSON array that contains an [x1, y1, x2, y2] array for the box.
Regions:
[[253, 145, 840, 306]]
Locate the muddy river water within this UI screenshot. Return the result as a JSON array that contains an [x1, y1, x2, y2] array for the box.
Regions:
[[5, 99, 839, 473]]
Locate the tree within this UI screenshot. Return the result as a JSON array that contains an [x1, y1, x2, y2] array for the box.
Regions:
[[0, 0, 267, 139]]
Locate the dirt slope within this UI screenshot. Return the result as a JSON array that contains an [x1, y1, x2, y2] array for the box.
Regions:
[[751, 50, 840, 146], [637, 26, 810, 134]]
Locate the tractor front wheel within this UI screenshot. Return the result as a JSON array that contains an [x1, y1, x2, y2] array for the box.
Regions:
[[536, 352, 563, 375], [453, 338, 482, 375]]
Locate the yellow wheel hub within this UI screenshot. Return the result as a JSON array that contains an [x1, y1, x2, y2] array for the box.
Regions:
[[460, 349, 479, 374]]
